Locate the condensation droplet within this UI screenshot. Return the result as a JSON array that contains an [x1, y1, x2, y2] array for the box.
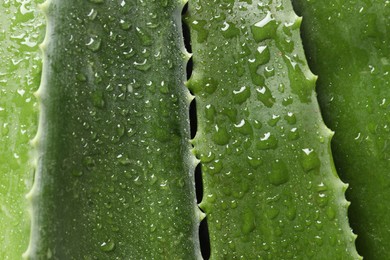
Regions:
[[100, 239, 115, 252], [250, 11, 277, 42], [241, 209, 256, 234], [268, 160, 289, 186], [86, 36, 102, 52], [256, 132, 278, 150], [301, 148, 321, 172]]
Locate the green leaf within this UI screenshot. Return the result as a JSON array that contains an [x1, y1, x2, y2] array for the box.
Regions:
[[25, 0, 200, 258], [0, 0, 44, 258], [187, 0, 360, 258], [293, 0, 390, 258]]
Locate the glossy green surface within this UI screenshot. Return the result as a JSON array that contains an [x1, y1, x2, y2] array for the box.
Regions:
[[292, 1, 390, 258], [187, 0, 359, 258], [26, 0, 200, 258], [0, 0, 44, 258]]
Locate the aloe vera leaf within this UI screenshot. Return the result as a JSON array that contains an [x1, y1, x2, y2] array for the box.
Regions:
[[0, 1, 44, 258], [26, 0, 201, 258], [187, 0, 360, 258], [292, 1, 390, 258]]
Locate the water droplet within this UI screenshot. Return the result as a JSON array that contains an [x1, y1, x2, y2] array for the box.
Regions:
[[134, 59, 151, 71], [300, 148, 321, 172], [268, 160, 289, 186], [317, 191, 329, 207], [205, 104, 216, 121], [268, 114, 281, 127], [262, 242, 270, 251], [253, 120, 263, 129], [256, 86, 275, 108], [135, 27, 152, 46], [284, 54, 298, 69], [91, 90, 105, 108], [239, 42, 252, 58], [76, 73, 87, 82], [87, 9, 98, 20], [379, 98, 388, 109], [212, 125, 230, 145], [230, 200, 238, 208], [160, 179, 169, 190], [282, 96, 294, 106], [248, 55, 267, 86], [264, 66, 275, 78], [100, 239, 115, 252], [149, 174, 158, 185], [190, 19, 209, 43], [228, 240, 236, 250], [206, 193, 216, 203], [159, 80, 169, 94], [120, 19, 132, 30], [256, 132, 278, 150], [134, 176, 142, 186], [316, 182, 328, 192], [284, 112, 296, 125], [247, 156, 263, 168], [199, 151, 215, 163], [150, 224, 157, 232], [207, 160, 223, 175], [314, 236, 323, 246], [250, 11, 277, 42], [72, 170, 83, 177], [234, 119, 253, 135], [86, 36, 101, 52], [234, 60, 245, 77], [126, 127, 136, 137], [221, 107, 237, 122], [118, 155, 131, 165], [83, 156, 95, 170], [287, 64, 313, 103], [220, 21, 240, 38], [326, 207, 336, 220], [123, 48, 135, 59], [266, 206, 280, 219], [116, 124, 125, 137], [241, 209, 256, 234], [233, 86, 251, 104], [288, 127, 299, 140], [315, 220, 323, 230], [286, 206, 297, 221], [278, 83, 285, 93]]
